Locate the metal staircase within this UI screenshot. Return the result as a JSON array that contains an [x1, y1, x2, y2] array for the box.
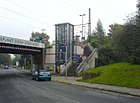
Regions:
[[65, 43, 98, 76], [61, 43, 98, 76], [76, 43, 98, 75]]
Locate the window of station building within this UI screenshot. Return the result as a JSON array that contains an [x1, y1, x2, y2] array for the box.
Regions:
[[59, 52, 65, 61], [70, 26, 74, 40]]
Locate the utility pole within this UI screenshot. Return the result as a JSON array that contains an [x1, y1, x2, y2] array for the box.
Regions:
[[65, 44, 67, 79], [80, 14, 86, 40], [88, 8, 91, 36]]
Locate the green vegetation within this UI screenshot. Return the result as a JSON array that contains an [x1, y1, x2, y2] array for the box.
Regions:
[[80, 62, 140, 88], [0, 53, 12, 65], [87, 1, 140, 66], [30, 32, 50, 43], [46, 45, 53, 48]]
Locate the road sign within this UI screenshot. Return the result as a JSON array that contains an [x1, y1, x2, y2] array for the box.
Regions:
[[59, 44, 66, 52], [35, 36, 42, 41], [72, 55, 80, 62], [59, 60, 66, 65], [82, 55, 87, 61]]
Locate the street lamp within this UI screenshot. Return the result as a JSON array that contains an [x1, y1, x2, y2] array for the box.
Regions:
[[80, 14, 85, 40], [75, 35, 80, 56]]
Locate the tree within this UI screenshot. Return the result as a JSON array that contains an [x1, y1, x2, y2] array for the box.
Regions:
[[0, 53, 12, 65], [130, 0, 140, 64], [107, 23, 124, 61], [87, 19, 105, 48], [30, 32, 50, 44], [108, 14, 140, 64], [123, 18, 140, 64], [95, 19, 105, 37], [13, 54, 31, 69], [87, 19, 114, 66]]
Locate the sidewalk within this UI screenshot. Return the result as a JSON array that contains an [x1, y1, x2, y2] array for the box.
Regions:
[[52, 75, 140, 97]]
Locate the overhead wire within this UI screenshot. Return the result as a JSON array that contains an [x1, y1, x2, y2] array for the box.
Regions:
[[6, 0, 28, 10], [1, 0, 89, 27], [6, 0, 53, 27], [0, 0, 53, 26], [0, 6, 52, 26], [0, 14, 42, 28], [0, 0, 54, 35], [0, 14, 54, 39], [1, 0, 132, 36]]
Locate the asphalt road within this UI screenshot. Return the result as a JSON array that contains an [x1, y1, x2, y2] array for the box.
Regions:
[[0, 68, 140, 103]]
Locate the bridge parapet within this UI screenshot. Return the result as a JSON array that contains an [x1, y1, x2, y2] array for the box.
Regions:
[[0, 35, 45, 48]]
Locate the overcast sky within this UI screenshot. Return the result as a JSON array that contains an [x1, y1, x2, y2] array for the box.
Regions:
[[0, 0, 138, 42]]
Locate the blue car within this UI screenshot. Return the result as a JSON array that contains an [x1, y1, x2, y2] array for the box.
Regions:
[[32, 70, 51, 81]]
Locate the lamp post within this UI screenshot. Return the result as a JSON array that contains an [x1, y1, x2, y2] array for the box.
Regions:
[[75, 35, 80, 56], [80, 14, 85, 40], [65, 43, 67, 79], [41, 28, 46, 69]]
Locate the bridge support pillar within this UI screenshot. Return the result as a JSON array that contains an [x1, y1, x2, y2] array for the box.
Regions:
[[31, 48, 45, 71]]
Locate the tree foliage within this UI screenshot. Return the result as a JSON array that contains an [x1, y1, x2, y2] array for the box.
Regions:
[[13, 54, 31, 69], [0, 53, 12, 65], [87, 19, 105, 48], [107, 24, 125, 61], [30, 32, 50, 44], [87, 2, 140, 66], [107, 15, 140, 64], [87, 19, 114, 66]]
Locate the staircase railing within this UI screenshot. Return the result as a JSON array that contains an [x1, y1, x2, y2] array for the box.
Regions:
[[60, 57, 73, 74], [76, 43, 98, 74], [87, 43, 94, 51]]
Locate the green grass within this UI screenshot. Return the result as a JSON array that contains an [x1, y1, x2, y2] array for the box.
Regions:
[[79, 62, 140, 88]]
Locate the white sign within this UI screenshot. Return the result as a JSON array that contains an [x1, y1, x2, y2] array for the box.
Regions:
[[0, 35, 45, 48]]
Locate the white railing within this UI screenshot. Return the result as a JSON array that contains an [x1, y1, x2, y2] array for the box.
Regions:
[[60, 57, 73, 75], [87, 43, 94, 51], [76, 43, 98, 74]]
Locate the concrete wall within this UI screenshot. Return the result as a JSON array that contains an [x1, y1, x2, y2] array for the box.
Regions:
[[45, 45, 55, 64], [45, 45, 55, 72]]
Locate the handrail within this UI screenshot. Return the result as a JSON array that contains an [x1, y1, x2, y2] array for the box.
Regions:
[[88, 48, 97, 63], [76, 48, 96, 73], [76, 59, 84, 73], [76, 42, 97, 74], [60, 57, 72, 74], [87, 43, 95, 51], [64, 57, 72, 65]]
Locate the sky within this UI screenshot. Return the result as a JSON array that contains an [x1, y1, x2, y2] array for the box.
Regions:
[[0, 0, 138, 43]]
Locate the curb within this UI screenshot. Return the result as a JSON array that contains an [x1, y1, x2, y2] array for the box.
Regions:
[[52, 79, 140, 97]]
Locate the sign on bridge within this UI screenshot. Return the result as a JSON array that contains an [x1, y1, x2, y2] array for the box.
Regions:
[[0, 35, 45, 48]]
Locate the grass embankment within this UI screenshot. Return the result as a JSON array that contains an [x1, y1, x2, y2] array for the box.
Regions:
[[80, 62, 140, 88]]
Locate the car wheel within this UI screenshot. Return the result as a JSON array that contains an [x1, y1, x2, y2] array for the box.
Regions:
[[35, 77, 39, 81], [48, 78, 51, 81]]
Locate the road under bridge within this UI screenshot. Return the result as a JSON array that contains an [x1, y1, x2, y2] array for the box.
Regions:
[[0, 35, 45, 70]]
